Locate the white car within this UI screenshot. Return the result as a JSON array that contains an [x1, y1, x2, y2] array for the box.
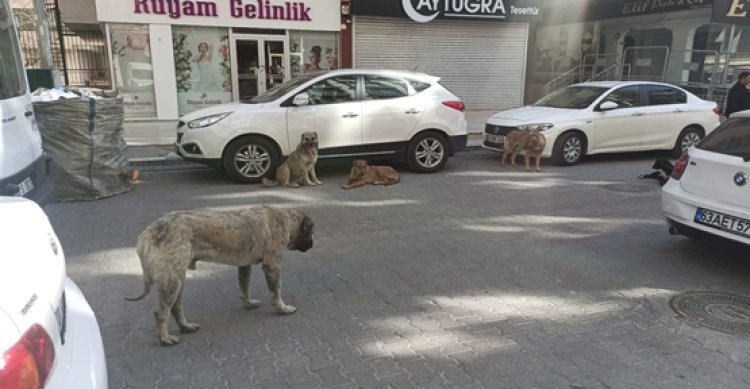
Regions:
[[176, 69, 468, 183], [483, 81, 721, 165], [662, 114, 750, 246], [0, 197, 107, 388]]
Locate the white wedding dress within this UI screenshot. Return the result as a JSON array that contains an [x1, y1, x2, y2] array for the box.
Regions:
[[193, 60, 219, 92]]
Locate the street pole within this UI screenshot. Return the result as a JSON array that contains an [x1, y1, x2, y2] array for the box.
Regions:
[[723, 24, 736, 86], [31, 0, 53, 69]]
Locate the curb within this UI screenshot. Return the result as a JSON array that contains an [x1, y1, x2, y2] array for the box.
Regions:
[[129, 145, 492, 169]]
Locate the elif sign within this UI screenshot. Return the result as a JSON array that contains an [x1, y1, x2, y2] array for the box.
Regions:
[[712, 0, 750, 24]]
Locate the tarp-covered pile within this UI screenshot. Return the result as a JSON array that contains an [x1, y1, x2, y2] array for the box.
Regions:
[[32, 88, 132, 201]]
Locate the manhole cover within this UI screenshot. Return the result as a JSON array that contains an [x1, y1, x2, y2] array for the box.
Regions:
[[670, 292, 750, 335], [599, 183, 658, 193]]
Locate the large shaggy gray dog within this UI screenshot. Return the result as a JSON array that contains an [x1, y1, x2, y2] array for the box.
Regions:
[[126, 206, 314, 346]]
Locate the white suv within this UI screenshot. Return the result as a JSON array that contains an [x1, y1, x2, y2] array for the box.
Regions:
[[176, 69, 468, 183]]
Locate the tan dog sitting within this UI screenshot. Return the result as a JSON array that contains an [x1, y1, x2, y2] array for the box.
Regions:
[[501, 130, 547, 172], [263, 131, 321, 188], [341, 160, 400, 189]]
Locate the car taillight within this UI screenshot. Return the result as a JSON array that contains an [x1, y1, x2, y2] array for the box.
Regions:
[[0, 324, 55, 389], [442, 101, 465, 112], [713, 107, 721, 115], [671, 154, 689, 180]]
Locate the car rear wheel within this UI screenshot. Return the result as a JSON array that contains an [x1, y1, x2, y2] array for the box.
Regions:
[[671, 126, 703, 158], [407, 131, 449, 173], [552, 132, 584, 166], [222, 136, 280, 183]]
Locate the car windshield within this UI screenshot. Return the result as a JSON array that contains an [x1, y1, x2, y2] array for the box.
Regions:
[[698, 118, 750, 161], [246, 73, 323, 104], [533, 86, 609, 109]]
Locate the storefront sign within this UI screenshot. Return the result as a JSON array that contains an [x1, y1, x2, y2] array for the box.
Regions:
[[544, 0, 713, 24], [712, 0, 750, 24], [96, 0, 340, 31], [620, 0, 710, 16], [352, 0, 542, 22]]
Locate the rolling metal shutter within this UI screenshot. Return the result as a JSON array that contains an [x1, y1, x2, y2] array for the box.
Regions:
[[354, 16, 528, 111]]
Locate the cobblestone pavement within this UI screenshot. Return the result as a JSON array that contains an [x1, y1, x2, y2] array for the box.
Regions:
[[45, 151, 750, 389]]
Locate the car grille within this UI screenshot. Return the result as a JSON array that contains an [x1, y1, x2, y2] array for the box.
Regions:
[[485, 124, 518, 136]]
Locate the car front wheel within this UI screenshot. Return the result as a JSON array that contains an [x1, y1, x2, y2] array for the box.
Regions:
[[222, 136, 280, 183], [407, 132, 449, 173], [552, 132, 585, 166]]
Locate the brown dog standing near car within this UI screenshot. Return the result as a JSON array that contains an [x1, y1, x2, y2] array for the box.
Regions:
[[125, 206, 314, 346], [502, 130, 547, 172], [263, 131, 322, 187]]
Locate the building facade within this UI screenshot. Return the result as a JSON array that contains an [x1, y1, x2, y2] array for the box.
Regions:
[[91, 0, 342, 122], [526, 0, 750, 106], [350, 0, 542, 111]]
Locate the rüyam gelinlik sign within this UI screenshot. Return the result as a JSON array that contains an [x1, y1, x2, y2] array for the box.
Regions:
[[96, 0, 341, 31]]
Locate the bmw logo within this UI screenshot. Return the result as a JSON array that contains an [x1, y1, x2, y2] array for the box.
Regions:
[[734, 172, 748, 187]]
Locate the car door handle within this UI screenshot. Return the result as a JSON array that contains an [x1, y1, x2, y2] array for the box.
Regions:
[[342, 113, 359, 118], [631, 112, 644, 116], [405, 109, 421, 114], [673, 109, 684, 113]]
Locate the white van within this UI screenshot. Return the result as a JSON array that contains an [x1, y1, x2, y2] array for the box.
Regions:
[[0, 0, 54, 203]]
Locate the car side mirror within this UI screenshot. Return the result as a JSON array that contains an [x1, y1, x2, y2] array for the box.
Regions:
[[292, 93, 309, 106], [599, 101, 618, 111]]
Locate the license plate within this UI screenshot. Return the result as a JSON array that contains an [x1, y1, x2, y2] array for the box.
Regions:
[[486, 134, 505, 143], [14, 177, 34, 197], [694, 208, 750, 238]]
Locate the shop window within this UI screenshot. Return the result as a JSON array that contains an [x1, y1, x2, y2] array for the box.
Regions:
[[304, 76, 356, 105], [109, 24, 157, 118], [172, 26, 233, 115], [289, 31, 339, 78], [623, 29, 672, 81], [364, 76, 409, 100]]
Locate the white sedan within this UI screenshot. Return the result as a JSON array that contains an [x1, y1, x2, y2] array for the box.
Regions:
[[0, 197, 107, 388], [484, 81, 720, 165], [662, 113, 750, 246], [176, 69, 468, 183]]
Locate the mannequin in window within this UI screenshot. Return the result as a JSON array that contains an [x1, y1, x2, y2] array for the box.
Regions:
[[303, 45, 322, 74]]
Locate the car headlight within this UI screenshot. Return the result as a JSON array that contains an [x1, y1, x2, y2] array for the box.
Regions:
[[187, 112, 232, 129], [518, 123, 553, 131]]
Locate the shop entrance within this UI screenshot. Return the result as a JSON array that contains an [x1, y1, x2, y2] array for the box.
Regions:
[[231, 35, 289, 101]]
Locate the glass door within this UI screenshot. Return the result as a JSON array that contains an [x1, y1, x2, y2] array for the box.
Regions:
[[234, 40, 260, 101], [231, 35, 288, 101]]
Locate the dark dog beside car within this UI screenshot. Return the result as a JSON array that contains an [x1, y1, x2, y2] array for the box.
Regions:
[[639, 158, 674, 186]]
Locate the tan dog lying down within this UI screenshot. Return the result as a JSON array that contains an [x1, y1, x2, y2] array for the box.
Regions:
[[341, 159, 400, 189], [126, 206, 314, 346]]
